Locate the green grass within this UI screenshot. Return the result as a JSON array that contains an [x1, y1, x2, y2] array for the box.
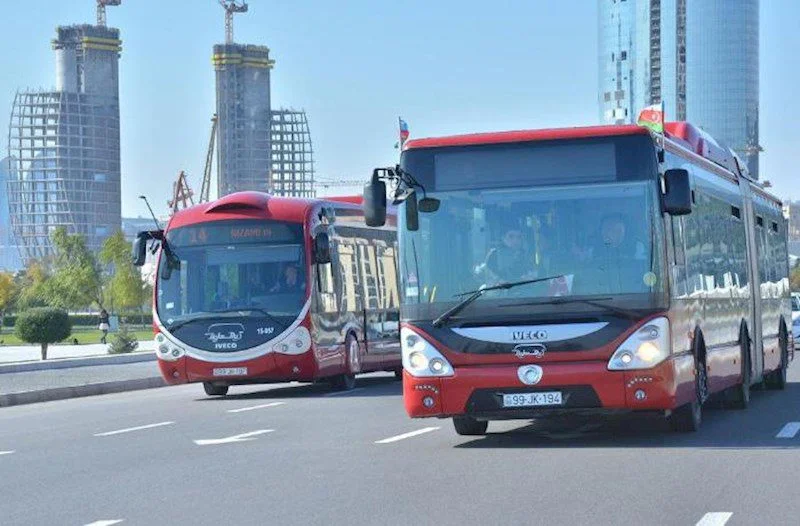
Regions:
[[0, 327, 154, 347]]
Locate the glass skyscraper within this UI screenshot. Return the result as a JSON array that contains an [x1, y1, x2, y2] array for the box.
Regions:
[[598, 0, 760, 178]]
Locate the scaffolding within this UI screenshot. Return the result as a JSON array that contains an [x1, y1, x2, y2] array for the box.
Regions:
[[7, 24, 122, 262], [270, 108, 315, 198]]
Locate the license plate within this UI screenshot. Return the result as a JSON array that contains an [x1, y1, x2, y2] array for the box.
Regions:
[[213, 367, 247, 377], [502, 391, 562, 408]]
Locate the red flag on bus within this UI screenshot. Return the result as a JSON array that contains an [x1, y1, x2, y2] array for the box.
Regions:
[[637, 102, 665, 134]]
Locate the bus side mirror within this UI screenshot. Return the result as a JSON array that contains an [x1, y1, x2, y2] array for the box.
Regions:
[[406, 191, 419, 231], [663, 168, 692, 216], [363, 178, 387, 227], [132, 232, 148, 267], [314, 232, 331, 264]]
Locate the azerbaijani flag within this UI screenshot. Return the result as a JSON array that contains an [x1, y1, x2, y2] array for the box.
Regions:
[[637, 102, 665, 134], [399, 117, 410, 146]]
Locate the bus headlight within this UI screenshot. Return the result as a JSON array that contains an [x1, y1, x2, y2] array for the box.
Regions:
[[401, 327, 454, 378], [273, 326, 311, 355], [608, 317, 671, 370], [155, 334, 185, 362]]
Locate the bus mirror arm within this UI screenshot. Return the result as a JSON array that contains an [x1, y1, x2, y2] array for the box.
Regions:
[[662, 168, 692, 216]]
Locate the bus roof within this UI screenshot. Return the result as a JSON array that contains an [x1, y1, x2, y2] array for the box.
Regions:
[[167, 191, 365, 230]]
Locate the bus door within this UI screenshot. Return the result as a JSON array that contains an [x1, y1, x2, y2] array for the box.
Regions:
[[740, 183, 764, 382]]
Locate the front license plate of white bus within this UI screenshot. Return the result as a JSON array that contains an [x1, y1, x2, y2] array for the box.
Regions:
[[213, 367, 247, 377], [502, 392, 562, 408]]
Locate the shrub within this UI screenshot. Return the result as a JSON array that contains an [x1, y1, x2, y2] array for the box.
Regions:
[[108, 325, 139, 355], [15, 308, 72, 360]]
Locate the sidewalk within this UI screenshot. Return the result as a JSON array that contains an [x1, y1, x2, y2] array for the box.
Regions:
[[0, 341, 154, 364]]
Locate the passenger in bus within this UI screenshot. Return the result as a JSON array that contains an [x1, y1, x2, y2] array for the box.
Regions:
[[270, 264, 306, 293]]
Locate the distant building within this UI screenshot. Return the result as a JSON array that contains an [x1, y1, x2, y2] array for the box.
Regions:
[[598, 0, 760, 177], [213, 42, 314, 198], [0, 157, 23, 271], [7, 23, 122, 262]]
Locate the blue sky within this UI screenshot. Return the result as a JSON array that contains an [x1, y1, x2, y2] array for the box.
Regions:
[[1, 1, 797, 217]]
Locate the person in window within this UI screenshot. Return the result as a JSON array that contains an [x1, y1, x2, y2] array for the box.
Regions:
[[483, 228, 533, 283], [596, 213, 647, 260], [271, 264, 306, 293]]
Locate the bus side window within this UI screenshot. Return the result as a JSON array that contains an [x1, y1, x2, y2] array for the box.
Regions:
[[317, 252, 338, 313], [672, 217, 686, 265]]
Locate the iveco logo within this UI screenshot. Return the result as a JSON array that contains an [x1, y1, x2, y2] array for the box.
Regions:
[[517, 365, 543, 386], [511, 329, 548, 342], [513, 343, 547, 359]]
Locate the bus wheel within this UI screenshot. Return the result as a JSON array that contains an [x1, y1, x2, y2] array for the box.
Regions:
[[765, 329, 789, 390], [453, 416, 488, 436], [332, 335, 358, 391], [203, 382, 229, 396], [670, 354, 706, 432], [728, 330, 751, 409]]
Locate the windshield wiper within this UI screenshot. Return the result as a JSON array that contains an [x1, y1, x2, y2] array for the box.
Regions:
[[432, 275, 564, 328], [499, 296, 640, 319], [167, 308, 289, 332]]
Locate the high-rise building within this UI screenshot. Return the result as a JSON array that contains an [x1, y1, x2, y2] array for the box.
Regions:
[[213, 43, 315, 198], [7, 23, 122, 262], [598, 0, 760, 177], [0, 157, 23, 271]]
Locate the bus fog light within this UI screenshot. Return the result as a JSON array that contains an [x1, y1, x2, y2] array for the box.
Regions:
[[172, 370, 180, 379], [634, 389, 647, 401], [422, 396, 435, 408], [409, 351, 427, 370]]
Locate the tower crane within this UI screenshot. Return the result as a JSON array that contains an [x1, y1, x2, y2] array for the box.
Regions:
[[168, 171, 195, 214], [199, 114, 218, 204], [219, 1, 248, 45], [96, 0, 122, 27]]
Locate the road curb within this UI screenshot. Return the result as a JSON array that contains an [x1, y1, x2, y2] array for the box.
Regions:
[[0, 352, 156, 374], [0, 377, 167, 408]]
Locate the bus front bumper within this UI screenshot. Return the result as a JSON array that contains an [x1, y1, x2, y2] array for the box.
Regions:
[[403, 355, 696, 420], [157, 351, 319, 385]]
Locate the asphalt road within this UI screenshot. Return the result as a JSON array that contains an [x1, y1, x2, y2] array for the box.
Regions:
[[2, 367, 800, 526]]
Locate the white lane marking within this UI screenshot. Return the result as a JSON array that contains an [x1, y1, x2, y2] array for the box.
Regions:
[[0, 450, 15, 456], [776, 422, 800, 438], [84, 521, 124, 526], [695, 512, 733, 526], [323, 387, 365, 397], [227, 402, 285, 413], [194, 429, 274, 446], [94, 421, 175, 437], [375, 427, 440, 444]]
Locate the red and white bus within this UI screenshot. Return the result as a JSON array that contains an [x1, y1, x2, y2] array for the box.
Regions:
[[363, 122, 791, 434], [134, 192, 401, 396]]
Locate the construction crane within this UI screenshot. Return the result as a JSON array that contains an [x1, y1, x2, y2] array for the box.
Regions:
[[199, 115, 218, 204], [96, 0, 121, 27], [219, 1, 248, 45], [168, 171, 195, 214]]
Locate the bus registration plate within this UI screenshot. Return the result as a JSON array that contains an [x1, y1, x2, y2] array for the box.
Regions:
[[213, 367, 247, 377], [502, 392, 562, 408]]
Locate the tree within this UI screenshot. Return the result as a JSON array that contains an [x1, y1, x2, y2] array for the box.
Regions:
[[45, 227, 104, 311], [100, 230, 149, 313], [15, 308, 72, 360], [15, 260, 51, 310], [0, 272, 18, 331]]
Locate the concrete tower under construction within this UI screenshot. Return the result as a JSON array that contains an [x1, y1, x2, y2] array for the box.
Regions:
[[213, 2, 315, 198], [7, 22, 122, 261]]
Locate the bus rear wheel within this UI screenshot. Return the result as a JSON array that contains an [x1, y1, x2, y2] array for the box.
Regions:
[[670, 354, 706, 433], [728, 330, 751, 409], [453, 416, 488, 436], [203, 382, 229, 396], [331, 335, 358, 391], [765, 329, 789, 390]]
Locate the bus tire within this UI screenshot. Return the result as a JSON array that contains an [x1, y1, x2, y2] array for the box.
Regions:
[[332, 334, 358, 391], [765, 326, 789, 390], [453, 416, 488, 436], [670, 344, 706, 433], [203, 382, 229, 396], [728, 328, 751, 409]]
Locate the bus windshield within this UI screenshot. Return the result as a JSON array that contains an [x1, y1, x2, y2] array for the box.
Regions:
[[156, 219, 307, 351], [399, 138, 666, 322]]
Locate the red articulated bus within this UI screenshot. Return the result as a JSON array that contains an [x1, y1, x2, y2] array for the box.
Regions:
[[363, 122, 791, 434], [133, 191, 401, 396]]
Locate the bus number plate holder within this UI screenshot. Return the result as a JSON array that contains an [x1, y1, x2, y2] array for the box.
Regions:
[[213, 367, 248, 377], [502, 392, 562, 408]]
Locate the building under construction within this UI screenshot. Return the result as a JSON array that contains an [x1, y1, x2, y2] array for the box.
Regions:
[[7, 20, 122, 261], [213, 2, 315, 199]]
